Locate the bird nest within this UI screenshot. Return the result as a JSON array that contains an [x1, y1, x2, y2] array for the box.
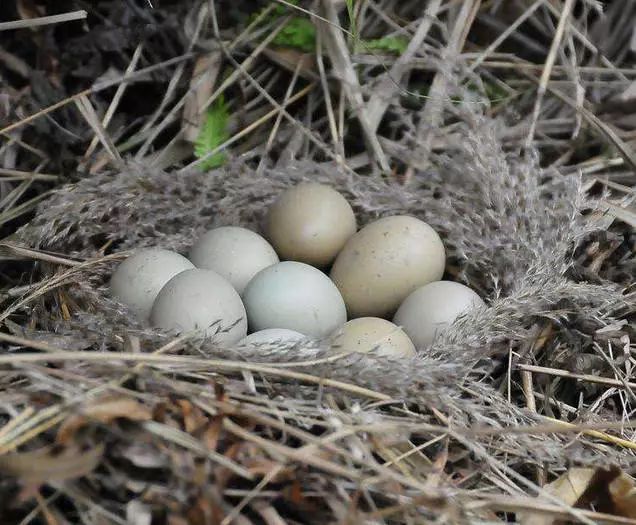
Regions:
[[1, 85, 634, 523]]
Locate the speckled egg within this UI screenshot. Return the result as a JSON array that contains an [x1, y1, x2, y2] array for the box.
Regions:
[[330, 216, 446, 318], [265, 183, 357, 266], [150, 269, 247, 343], [189, 226, 279, 295], [243, 261, 346, 337], [393, 281, 485, 348], [331, 317, 415, 358], [109, 248, 194, 320]]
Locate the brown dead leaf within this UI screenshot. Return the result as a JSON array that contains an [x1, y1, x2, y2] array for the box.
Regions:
[[167, 516, 188, 525], [282, 478, 319, 513], [176, 399, 207, 434], [577, 466, 636, 519], [518, 466, 636, 525], [83, 396, 153, 423], [203, 415, 223, 451], [287, 479, 304, 505], [17, 0, 45, 22], [518, 468, 595, 524], [244, 457, 294, 482], [57, 396, 152, 444], [610, 473, 636, 518], [0, 443, 103, 485], [213, 381, 226, 402], [214, 442, 243, 490], [262, 48, 317, 81], [182, 52, 222, 143], [186, 495, 224, 525]]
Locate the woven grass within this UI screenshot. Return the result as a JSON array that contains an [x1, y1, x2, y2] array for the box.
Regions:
[[1, 1, 635, 523]]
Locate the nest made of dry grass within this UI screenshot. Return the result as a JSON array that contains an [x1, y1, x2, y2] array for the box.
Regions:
[[1, 1, 635, 524]]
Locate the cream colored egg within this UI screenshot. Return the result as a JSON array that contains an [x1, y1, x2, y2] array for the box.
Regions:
[[331, 317, 415, 358], [189, 226, 279, 295], [150, 269, 247, 343], [265, 183, 357, 266], [330, 216, 445, 318], [109, 248, 194, 320], [243, 261, 346, 337], [239, 328, 306, 347], [393, 281, 485, 348]]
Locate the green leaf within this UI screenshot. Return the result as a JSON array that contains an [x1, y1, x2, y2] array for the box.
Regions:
[[345, 0, 357, 41], [272, 17, 316, 52], [362, 36, 409, 55], [194, 96, 230, 170], [248, 2, 315, 53]]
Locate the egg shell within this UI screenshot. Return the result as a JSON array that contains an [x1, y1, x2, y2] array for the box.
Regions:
[[109, 248, 194, 320], [239, 328, 306, 347], [330, 216, 446, 318], [393, 280, 485, 348], [331, 317, 415, 358], [189, 226, 279, 295], [265, 183, 357, 266], [150, 268, 247, 343], [243, 261, 347, 337]]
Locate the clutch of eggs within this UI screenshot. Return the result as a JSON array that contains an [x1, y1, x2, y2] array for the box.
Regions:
[[109, 182, 485, 356]]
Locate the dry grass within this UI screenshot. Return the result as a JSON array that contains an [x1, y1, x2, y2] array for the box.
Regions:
[[0, 1, 635, 523]]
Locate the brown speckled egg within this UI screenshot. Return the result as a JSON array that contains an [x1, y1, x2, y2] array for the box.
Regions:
[[330, 216, 445, 318], [265, 183, 356, 266], [331, 317, 415, 358]]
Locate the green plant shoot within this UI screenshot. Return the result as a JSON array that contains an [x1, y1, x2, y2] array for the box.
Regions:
[[194, 96, 230, 170], [362, 35, 409, 55]]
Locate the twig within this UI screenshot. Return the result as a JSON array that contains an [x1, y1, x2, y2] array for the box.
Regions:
[[83, 44, 144, 161], [0, 168, 58, 181], [365, 0, 442, 131], [409, 0, 481, 173], [0, 54, 194, 136], [518, 364, 636, 391], [319, 0, 389, 172], [74, 96, 124, 169], [478, 494, 636, 525], [526, 0, 575, 146], [0, 344, 392, 402], [0, 11, 87, 31]]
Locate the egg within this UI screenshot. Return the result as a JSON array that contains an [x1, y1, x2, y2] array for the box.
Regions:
[[238, 328, 306, 347], [393, 281, 485, 348], [330, 216, 446, 318], [243, 261, 346, 337], [265, 183, 357, 266], [331, 317, 415, 358], [150, 269, 247, 343], [109, 248, 194, 320], [189, 226, 279, 295]]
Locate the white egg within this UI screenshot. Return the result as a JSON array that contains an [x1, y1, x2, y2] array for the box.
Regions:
[[393, 281, 485, 348], [238, 328, 306, 347], [109, 248, 194, 320], [150, 269, 247, 343], [189, 226, 279, 295], [243, 261, 346, 337], [331, 317, 415, 358]]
